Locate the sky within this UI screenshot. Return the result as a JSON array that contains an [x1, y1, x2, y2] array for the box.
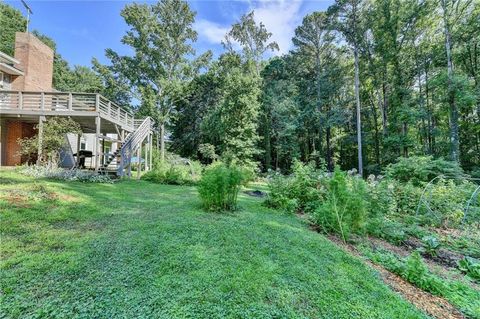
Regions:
[[6, 0, 335, 68]]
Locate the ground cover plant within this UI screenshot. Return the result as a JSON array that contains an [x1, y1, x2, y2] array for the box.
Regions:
[[0, 169, 427, 318]]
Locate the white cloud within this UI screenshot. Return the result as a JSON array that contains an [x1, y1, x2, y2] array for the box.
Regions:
[[195, 0, 305, 56], [246, 0, 304, 55], [195, 19, 229, 45]]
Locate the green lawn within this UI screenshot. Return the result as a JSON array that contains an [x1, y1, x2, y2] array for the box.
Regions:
[[0, 170, 426, 318]]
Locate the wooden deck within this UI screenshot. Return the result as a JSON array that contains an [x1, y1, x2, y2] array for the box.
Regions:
[[0, 91, 134, 132]]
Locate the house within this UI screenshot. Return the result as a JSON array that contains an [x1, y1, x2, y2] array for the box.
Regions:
[[0, 32, 154, 177]]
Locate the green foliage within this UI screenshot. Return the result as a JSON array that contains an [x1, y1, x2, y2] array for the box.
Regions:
[[458, 256, 480, 281], [264, 172, 299, 213], [420, 235, 441, 257], [211, 62, 262, 170], [363, 246, 480, 318], [265, 160, 323, 214], [385, 156, 464, 186], [198, 143, 218, 162], [142, 153, 202, 185], [312, 169, 367, 241], [18, 117, 82, 168], [223, 11, 279, 74], [402, 251, 445, 295], [197, 163, 246, 211], [0, 3, 26, 56], [416, 179, 477, 227]]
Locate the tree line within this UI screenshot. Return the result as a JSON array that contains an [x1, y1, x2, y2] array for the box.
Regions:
[[2, 0, 479, 175]]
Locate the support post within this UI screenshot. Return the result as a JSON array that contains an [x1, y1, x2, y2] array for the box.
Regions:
[[76, 134, 81, 168], [149, 133, 153, 171], [137, 142, 142, 179], [95, 116, 101, 172], [102, 138, 105, 166], [36, 116, 45, 165]]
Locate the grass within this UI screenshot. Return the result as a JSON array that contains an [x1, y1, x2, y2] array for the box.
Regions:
[[0, 169, 427, 318]]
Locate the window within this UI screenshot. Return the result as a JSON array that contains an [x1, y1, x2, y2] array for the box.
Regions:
[[0, 73, 11, 89], [80, 141, 87, 150]]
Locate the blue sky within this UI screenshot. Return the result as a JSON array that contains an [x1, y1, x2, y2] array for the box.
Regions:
[[6, 0, 334, 67]]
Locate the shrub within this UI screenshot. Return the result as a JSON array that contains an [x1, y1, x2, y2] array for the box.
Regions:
[[416, 179, 478, 227], [264, 172, 298, 213], [265, 160, 324, 214], [384, 156, 464, 186], [197, 163, 246, 211], [312, 169, 367, 241], [142, 154, 202, 185], [18, 117, 82, 167]]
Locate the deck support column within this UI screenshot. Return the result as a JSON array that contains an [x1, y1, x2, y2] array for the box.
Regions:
[[149, 133, 153, 171], [145, 134, 150, 171], [95, 116, 101, 172], [76, 134, 81, 168], [137, 142, 142, 179], [36, 116, 45, 165]]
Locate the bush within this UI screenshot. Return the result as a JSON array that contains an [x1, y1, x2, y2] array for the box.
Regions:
[[415, 179, 478, 227], [385, 156, 464, 186], [20, 165, 113, 183], [197, 163, 246, 211], [18, 117, 82, 167], [264, 172, 299, 213], [265, 160, 324, 214], [142, 156, 202, 185], [312, 169, 367, 241]]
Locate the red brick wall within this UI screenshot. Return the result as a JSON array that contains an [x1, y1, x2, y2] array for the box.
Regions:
[[6, 121, 36, 166], [11, 32, 54, 92]]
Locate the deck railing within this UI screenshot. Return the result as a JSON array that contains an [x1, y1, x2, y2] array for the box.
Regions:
[[0, 90, 134, 130]]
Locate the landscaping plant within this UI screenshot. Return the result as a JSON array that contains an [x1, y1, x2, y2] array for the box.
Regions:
[[18, 117, 82, 167], [197, 163, 246, 211]]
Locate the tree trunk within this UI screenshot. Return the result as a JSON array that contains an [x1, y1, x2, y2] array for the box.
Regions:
[[264, 112, 272, 170], [354, 45, 363, 176], [160, 122, 165, 163], [442, 0, 460, 162]]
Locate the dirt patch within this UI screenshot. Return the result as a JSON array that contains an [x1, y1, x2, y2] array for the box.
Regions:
[[244, 190, 266, 198], [328, 235, 465, 319], [403, 237, 463, 268]]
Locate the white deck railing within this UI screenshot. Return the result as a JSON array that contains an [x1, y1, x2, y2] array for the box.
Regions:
[[0, 91, 134, 131]]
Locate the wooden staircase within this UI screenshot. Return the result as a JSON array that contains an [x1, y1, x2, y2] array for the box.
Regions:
[[116, 117, 153, 177]]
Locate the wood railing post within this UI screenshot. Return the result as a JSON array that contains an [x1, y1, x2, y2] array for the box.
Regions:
[[95, 116, 101, 172], [95, 94, 100, 112], [37, 116, 45, 165], [40, 92, 45, 110], [18, 92, 23, 109], [68, 93, 73, 110]]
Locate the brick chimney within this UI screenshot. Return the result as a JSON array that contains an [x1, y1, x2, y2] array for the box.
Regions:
[[11, 32, 54, 91]]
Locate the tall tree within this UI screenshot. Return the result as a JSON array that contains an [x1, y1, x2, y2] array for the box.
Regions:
[[223, 11, 279, 76], [104, 0, 209, 162], [329, 0, 365, 175], [0, 3, 26, 56], [293, 12, 335, 169], [440, 0, 474, 162]]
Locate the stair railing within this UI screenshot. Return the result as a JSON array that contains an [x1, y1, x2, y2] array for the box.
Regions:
[[117, 117, 152, 176]]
